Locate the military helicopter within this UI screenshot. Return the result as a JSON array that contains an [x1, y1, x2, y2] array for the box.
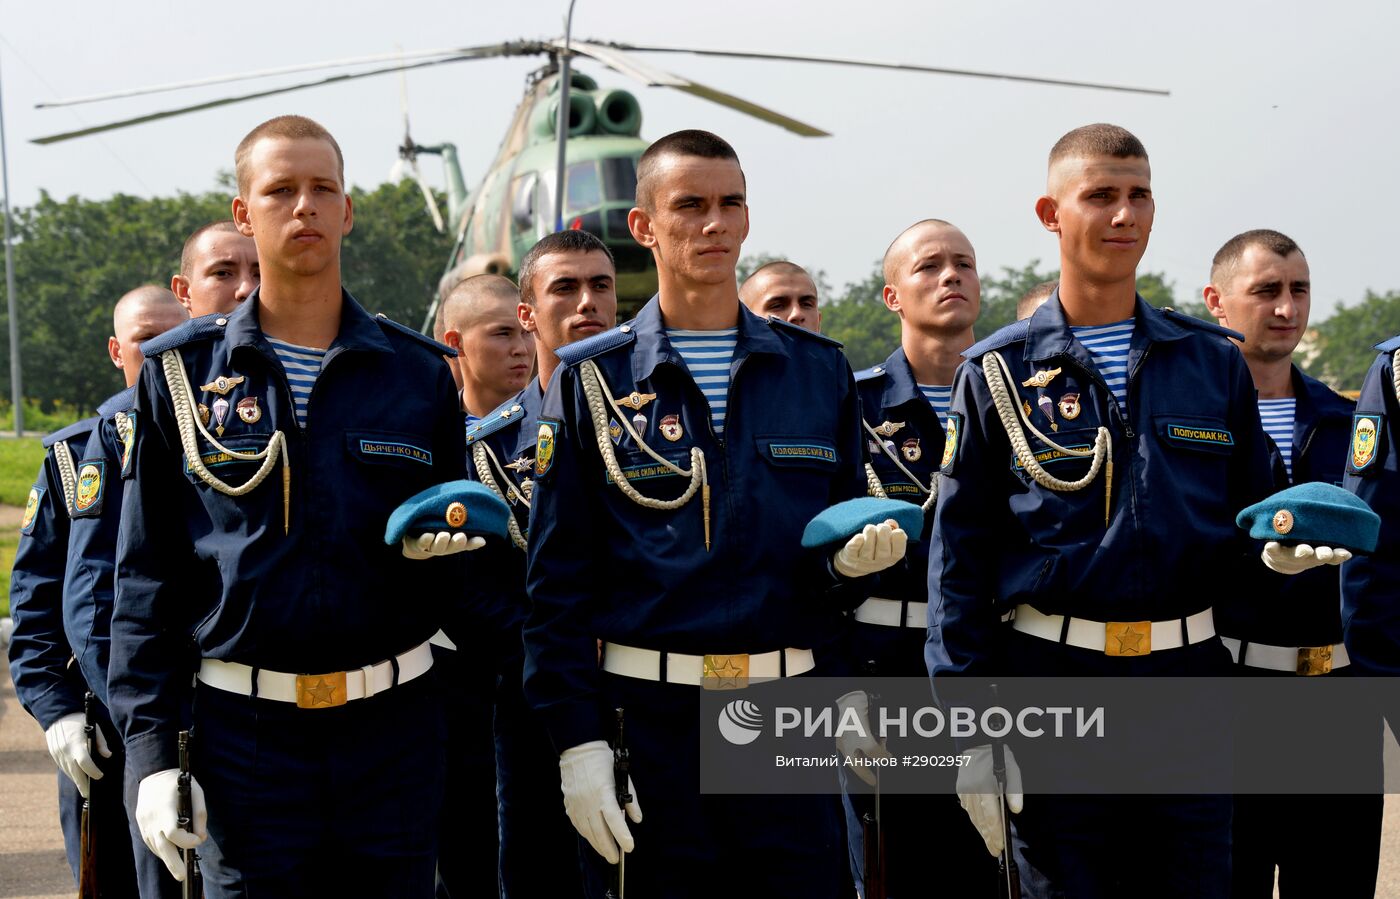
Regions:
[[30, 35, 1166, 325]]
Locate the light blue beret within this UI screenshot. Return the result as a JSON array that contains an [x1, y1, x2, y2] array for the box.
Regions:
[[800, 497, 925, 550], [1236, 482, 1380, 553], [384, 480, 512, 545]]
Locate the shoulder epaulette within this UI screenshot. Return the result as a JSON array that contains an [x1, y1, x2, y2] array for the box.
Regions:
[[1161, 309, 1243, 342], [1373, 334, 1400, 353], [855, 364, 889, 383], [374, 314, 456, 356], [465, 398, 528, 446], [767, 316, 844, 347], [42, 416, 98, 449], [140, 313, 228, 357], [557, 324, 637, 367], [96, 385, 137, 420], [964, 320, 1030, 360]]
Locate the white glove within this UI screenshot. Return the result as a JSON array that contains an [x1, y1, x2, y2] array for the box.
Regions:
[[559, 740, 642, 864], [834, 691, 892, 786], [44, 713, 111, 798], [135, 769, 208, 881], [401, 531, 487, 559], [1261, 541, 1352, 576], [832, 520, 908, 578], [955, 743, 1024, 857]]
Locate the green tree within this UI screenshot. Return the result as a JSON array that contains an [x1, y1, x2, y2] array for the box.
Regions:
[[821, 261, 900, 370], [977, 260, 1059, 337], [1302, 289, 1400, 390], [0, 180, 453, 417]]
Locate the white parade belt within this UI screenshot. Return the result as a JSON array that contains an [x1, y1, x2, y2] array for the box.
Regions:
[[602, 642, 814, 686], [1011, 604, 1215, 656], [854, 597, 928, 629], [1220, 636, 1348, 675], [197, 641, 434, 708]]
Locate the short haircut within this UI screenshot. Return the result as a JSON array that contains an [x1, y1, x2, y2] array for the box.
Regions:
[[113, 284, 184, 332], [1210, 229, 1304, 286], [437, 274, 520, 337], [882, 218, 954, 284], [1048, 123, 1149, 170], [744, 260, 810, 283], [635, 129, 743, 210], [235, 115, 345, 196], [1016, 280, 1059, 321], [180, 220, 243, 278], [518, 230, 615, 305]]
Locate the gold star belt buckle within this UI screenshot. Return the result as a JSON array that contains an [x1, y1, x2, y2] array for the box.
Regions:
[[1297, 645, 1333, 676], [702, 653, 749, 690], [295, 671, 348, 708], [1104, 621, 1152, 657]]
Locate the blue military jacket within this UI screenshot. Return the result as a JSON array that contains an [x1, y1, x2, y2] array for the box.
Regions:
[[8, 418, 96, 729], [62, 386, 136, 707], [524, 298, 870, 751], [110, 290, 469, 780], [463, 379, 544, 665], [1218, 367, 1355, 648], [926, 294, 1274, 677], [855, 346, 945, 608], [1342, 334, 1400, 674]]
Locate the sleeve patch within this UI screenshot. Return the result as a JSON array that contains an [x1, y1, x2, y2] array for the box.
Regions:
[[1348, 413, 1383, 475], [20, 485, 43, 533], [115, 411, 137, 478], [72, 460, 106, 516], [535, 419, 559, 478], [940, 413, 962, 472]]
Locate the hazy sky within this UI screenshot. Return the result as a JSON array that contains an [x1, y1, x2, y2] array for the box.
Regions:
[[2, 0, 1397, 320]]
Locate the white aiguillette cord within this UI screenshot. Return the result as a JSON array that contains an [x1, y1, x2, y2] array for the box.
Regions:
[[161, 350, 291, 533], [983, 350, 1113, 525]]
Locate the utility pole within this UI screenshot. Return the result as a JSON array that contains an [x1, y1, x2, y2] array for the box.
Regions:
[[0, 45, 23, 436], [553, 0, 578, 233]]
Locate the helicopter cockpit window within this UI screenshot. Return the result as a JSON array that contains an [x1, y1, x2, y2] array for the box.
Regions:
[[602, 157, 638, 202], [565, 161, 602, 214], [511, 173, 538, 233]]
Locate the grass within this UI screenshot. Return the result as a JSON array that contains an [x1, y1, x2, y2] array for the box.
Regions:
[[0, 438, 47, 507]]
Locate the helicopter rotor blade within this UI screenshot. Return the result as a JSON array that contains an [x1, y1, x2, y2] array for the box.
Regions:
[[35, 42, 550, 110], [30, 48, 538, 145], [561, 40, 829, 137], [596, 41, 1169, 97], [409, 156, 446, 233]]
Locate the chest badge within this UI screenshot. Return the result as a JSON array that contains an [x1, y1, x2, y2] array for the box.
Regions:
[[236, 397, 262, 425], [901, 438, 922, 462], [617, 391, 657, 411], [1058, 392, 1081, 421], [506, 456, 533, 473], [872, 420, 905, 438], [1037, 395, 1059, 432], [608, 418, 623, 445], [198, 403, 211, 427], [212, 397, 230, 437], [1021, 367, 1063, 389], [631, 412, 648, 433], [199, 374, 246, 396], [1021, 400, 1032, 420], [660, 414, 683, 442]]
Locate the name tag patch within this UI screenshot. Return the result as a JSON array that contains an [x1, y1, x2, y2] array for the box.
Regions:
[[768, 443, 837, 463], [1164, 424, 1234, 447], [359, 440, 433, 466]]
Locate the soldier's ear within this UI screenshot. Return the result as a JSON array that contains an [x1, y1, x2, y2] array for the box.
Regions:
[[628, 207, 656, 249], [171, 274, 194, 312], [1035, 195, 1060, 234], [882, 283, 900, 314], [108, 336, 123, 371], [232, 197, 255, 237], [518, 301, 538, 334], [1202, 284, 1228, 323]]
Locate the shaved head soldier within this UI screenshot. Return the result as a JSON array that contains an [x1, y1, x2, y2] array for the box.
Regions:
[[1204, 229, 1381, 897], [172, 221, 259, 317], [437, 274, 535, 421], [739, 260, 821, 332]]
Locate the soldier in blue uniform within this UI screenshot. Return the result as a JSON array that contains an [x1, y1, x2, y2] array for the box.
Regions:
[[8, 284, 187, 896], [465, 228, 618, 898], [927, 124, 1296, 897], [109, 116, 474, 898], [1341, 330, 1400, 766], [66, 240, 252, 896], [845, 218, 994, 895], [1202, 229, 1381, 897], [523, 130, 906, 898], [436, 273, 536, 425]]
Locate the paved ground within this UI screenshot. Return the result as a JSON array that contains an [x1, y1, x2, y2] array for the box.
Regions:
[[2, 661, 1400, 896]]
